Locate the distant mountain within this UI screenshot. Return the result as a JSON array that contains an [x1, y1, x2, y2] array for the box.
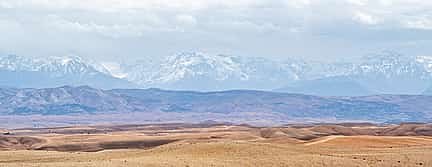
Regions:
[[424, 86, 432, 95], [1, 86, 432, 123], [115, 52, 304, 91], [125, 52, 432, 94], [0, 86, 144, 115], [278, 52, 432, 95], [275, 76, 374, 96], [350, 52, 432, 94], [0, 55, 136, 89], [2, 52, 432, 95]]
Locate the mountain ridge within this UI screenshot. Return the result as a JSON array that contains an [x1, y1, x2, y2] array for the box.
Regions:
[[0, 86, 431, 124], [1, 52, 432, 95], [0, 55, 136, 89]]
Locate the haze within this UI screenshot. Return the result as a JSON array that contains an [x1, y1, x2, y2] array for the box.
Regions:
[[1, 0, 432, 62]]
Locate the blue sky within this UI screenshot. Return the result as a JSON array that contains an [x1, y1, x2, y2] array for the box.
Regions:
[[1, 0, 432, 62]]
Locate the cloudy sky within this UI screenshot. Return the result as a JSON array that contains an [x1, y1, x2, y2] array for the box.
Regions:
[[1, 0, 432, 62]]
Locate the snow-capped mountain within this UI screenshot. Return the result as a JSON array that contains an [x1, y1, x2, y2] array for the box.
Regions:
[[353, 52, 430, 78], [416, 56, 432, 73], [0, 55, 101, 75], [0, 55, 40, 71], [277, 52, 432, 95], [348, 53, 432, 94], [98, 51, 432, 93], [39, 56, 103, 76], [112, 52, 305, 90], [0, 55, 135, 89], [158, 52, 249, 82], [119, 52, 253, 86], [1, 51, 432, 95]]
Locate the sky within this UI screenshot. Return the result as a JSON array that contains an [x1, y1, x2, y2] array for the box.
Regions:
[[1, 0, 432, 62]]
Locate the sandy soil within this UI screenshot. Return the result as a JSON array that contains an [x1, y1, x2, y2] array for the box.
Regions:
[[1, 123, 432, 167]]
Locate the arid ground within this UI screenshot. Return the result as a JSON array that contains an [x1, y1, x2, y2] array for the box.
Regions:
[[1, 123, 432, 167]]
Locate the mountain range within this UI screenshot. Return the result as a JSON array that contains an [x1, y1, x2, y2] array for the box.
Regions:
[[1, 52, 432, 96], [1, 86, 431, 124], [0, 55, 135, 89]]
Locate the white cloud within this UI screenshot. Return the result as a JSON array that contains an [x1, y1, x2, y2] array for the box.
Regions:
[[0, 0, 271, 11], [176, 14, 197, 27], [378, 0, 393, 6], [403, 16, 432, 30], [207, 20, 280, 33], [0, 1, 13, 8], [47, 18, 177, 38], [2, 0, 432, 62], [352, 11, 379, 25], [284, 0, 311, 8], [347, 0, 368, 6], [0, 18, 21, 31], [288, 27, 301, 33]]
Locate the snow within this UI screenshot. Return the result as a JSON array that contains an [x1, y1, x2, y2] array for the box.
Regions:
[[0, 52, 432, 89], [101, 62, 128, 78]]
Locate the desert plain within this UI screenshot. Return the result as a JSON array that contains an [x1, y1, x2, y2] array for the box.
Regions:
[[1, 123, 432, 167]]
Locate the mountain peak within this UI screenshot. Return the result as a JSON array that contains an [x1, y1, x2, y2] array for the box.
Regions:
[[166, 52, 238, 67], [362, 51, 414, 62], [1, 51, 432, 93], [47, 55, 84, 65], [0, 54, 134, 89], [159, 52, 248, 82]]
